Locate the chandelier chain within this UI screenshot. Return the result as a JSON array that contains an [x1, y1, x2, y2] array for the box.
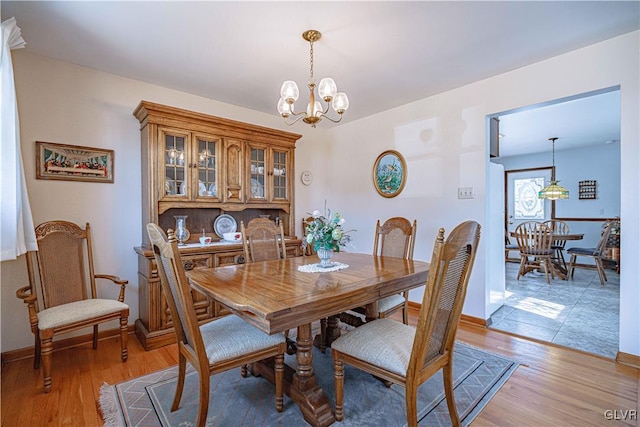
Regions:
[[309, 40, 314, 83]]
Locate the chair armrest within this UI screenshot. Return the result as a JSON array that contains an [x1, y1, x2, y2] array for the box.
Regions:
[[16, 285, 40, 333], [16, 285, 35, 302], [95, 274, 128, 303]]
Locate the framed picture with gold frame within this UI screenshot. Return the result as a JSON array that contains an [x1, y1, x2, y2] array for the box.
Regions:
[[36, 141, 114, 183], [373, 149, 406, 198]]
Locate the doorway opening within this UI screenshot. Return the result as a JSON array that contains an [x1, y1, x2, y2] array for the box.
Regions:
[[487, 88, 621, 359]]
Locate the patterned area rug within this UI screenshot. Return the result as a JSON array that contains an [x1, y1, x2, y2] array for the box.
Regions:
[[100, 342, 517, 426]]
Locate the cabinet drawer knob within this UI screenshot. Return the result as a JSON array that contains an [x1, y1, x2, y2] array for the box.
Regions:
[[183, 260, 194, 270]]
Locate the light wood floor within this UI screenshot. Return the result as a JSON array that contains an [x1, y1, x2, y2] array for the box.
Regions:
[[2, 315, 638, 426]]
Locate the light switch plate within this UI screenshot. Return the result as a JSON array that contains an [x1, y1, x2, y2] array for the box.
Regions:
[[458, 187, 474, 199]]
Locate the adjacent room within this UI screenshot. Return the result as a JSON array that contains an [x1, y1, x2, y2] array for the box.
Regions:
[[1, 2, 638, 426]]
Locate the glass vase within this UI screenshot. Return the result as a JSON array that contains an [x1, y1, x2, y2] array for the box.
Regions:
[[174, 215, 189, 246], [317, 247, 335, 268]]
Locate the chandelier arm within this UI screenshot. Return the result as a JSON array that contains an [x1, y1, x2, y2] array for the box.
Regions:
[[319, 113, 344, 124], [283, 115, 307, 126]]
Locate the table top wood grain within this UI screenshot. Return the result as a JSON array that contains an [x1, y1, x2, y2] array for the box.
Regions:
[[186, 252, 430, 335]]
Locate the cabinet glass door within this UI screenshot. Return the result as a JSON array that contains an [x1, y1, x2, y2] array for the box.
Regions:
[[272, 149, 288, 201], [196, 136, 219, 199], [249, 147, 266, 200], [163, 132, 187, 197]]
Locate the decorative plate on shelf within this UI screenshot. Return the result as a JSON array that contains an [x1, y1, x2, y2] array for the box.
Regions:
[[198, 181, 206, 196], [208, 182, 217, 197], [213, 214, 237, 238]]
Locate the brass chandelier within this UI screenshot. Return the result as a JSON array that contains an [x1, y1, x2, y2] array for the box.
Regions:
[[277, 30, 349, 128], [538, 137, 569, 200]]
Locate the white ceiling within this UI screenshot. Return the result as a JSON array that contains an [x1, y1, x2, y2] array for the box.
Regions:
[[2, 1, 638, 155]]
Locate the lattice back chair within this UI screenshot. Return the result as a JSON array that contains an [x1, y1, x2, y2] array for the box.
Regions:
[[513, 221, 555, 284], [240, 218, 286, 262], [567, 221, 616, 286], [15, 220, 129, 392], [372, 217, 417, 324], [542, 219, 571, 271], [332, 221, 481, 426], [146, 223, 286, 427]]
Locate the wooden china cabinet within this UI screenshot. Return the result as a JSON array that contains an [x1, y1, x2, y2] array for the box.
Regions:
[[133, 101, 302, 350]]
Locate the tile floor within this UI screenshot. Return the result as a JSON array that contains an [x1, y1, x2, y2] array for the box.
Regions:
[[490, 262, 620, 359]]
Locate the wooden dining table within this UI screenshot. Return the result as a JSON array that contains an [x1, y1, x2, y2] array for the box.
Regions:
[[186, 252, 430, 427], [510, 230, 584, 279]]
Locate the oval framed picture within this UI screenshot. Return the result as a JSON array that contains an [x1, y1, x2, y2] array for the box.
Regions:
[[373, 150, 406, 198]]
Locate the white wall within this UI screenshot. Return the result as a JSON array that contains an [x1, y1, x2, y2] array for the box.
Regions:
[[0, 51, 323, 353], [322, 31, 639, 357], [2, 31, 638, 360]]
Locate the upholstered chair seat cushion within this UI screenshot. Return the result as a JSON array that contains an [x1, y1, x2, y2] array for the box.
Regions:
[[331, 318, 415, 376], [376, 294, 406, 314], [201, 315, 286, 364], [567, 247, 597, 256], [38, 299, 128, 330]]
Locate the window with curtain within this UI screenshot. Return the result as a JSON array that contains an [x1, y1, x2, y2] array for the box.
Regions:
[[1, 17, 37, 261]]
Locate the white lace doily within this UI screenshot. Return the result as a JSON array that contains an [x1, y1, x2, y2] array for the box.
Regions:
[[297, 262, 349, 273]]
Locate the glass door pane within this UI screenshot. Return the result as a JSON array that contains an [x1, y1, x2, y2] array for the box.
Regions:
[[272, 149, 287, 200], [197, 137, 218, 198], [250, 147, 266, 199], [164, 134, 186, 197]]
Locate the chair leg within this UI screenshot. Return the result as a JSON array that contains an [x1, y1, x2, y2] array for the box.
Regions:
[[119, 315, 128, 362], [517, 256, 527, 280], [541, 259, 551, 284], [402, 291, 409, 325], [34, 331, 41, 369], [405, 380, 419, 426], [567, 254, 577, 278], [274, 353, 284, 412], [443, 362, 461, 427], [40, 329, 54, 393], [595, 258, 608, 285], [195, 365, 211, 427], [333, 357, 345, 421], [171, 353, 187, 412], [93, 325, 99, 349]]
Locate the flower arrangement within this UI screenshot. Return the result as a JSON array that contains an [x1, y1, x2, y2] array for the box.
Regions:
[[303, 209, 354, 252]]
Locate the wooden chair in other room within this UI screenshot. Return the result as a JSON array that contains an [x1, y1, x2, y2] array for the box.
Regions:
[[15, 220, 129, 392], [513, 221, 555, 284], [542, 219, 571, 271], [240, 217, 286, 262], [331, 221, 481, 426], [505, 228, 519, 260], [567, 221, 616, 286], [146, 223, 286, 427]]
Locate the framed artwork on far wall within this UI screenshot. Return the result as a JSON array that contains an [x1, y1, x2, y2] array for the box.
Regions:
[[35, 141, 114, 183], [373, 149, 406, 198]]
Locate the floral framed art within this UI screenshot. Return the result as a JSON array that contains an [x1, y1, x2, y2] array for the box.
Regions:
[[36, 141, 114, 183], [373, 149, 406, 198]]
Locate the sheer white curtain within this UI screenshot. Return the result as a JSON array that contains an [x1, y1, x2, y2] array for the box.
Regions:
[[1, 17, 36, 261]]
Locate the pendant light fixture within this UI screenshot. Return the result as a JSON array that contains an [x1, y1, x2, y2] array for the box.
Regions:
[[538, 137, 569, 200], [277, 30, 349, 128]]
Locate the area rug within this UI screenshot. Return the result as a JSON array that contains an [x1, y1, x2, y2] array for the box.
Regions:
[[100, 342, 518, 426]]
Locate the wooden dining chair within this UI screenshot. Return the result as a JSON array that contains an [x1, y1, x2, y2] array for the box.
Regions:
[[15, 220, 129, 392], [513, 221, 555, 284], [373, 217, 417, 323], [542, 219, 570, 271], [331, 221, 481, 426], [347, 217, 417, 325], [567, 221, 616, 286], [240, 217, 287, 262], [146, 223, 286, 427]]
